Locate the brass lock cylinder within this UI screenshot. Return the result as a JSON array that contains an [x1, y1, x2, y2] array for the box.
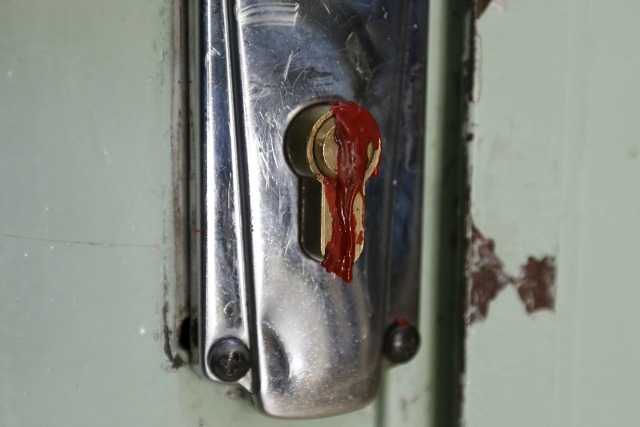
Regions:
[[286, 101, 382, 282]]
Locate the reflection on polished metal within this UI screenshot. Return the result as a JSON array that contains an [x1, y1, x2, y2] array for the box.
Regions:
[[190, 0, 428, 419], [285, 102, 381, 263]]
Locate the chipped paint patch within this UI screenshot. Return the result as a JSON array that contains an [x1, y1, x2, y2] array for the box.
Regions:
[[515, 256, 556, 314], [468, 226, 512, 323], [468, 224, 556, 324]]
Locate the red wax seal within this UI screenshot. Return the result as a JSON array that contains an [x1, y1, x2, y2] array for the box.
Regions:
[[321, 101, 382, 283]]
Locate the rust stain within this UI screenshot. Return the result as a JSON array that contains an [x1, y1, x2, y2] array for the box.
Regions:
[[468, 224, 556, 324]]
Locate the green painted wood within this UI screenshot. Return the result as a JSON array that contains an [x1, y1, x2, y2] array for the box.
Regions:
[[1, 1, 185, 425], [465, 1, 640, 426], [0, 1, 455, 426]]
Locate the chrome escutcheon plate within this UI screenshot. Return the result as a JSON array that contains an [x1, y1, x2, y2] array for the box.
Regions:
[[188, 0, 428, 419]]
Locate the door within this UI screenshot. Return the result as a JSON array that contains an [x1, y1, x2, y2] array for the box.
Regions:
[[462, 0, 640, 426], [0, 1, 452, 426]]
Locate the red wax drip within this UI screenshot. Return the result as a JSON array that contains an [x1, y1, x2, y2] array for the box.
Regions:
[[395, 317, 409, 329], [321, 101, 382, 283]]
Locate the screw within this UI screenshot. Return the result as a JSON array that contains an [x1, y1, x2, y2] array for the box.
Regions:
[[207, 337, 251, 382], [384, 319, 420, 364]]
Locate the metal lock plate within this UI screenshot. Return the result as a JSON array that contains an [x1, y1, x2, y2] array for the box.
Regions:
[[189, 0, 428, 419]]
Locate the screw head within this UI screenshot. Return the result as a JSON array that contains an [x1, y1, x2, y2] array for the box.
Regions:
[[384, 319, 420, 364], [208, 337, 251, 382]]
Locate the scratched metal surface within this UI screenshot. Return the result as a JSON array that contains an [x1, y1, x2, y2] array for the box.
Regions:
[[192, 0, 253, 392], [194, 0, 427, 419]]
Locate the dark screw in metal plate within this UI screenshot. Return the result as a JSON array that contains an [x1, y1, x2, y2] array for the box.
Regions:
[[384, 320, 420, 364], [208, 337, 251, 382]]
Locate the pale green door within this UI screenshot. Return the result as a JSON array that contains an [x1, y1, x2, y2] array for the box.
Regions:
[[463, 0, 640, 426], [0, 1, 457, 426]]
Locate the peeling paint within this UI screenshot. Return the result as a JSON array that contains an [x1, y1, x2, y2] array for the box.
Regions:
[[468, 226, 512, 323], [467, 224, 556, 324], [476, 0, 507, 18], [515, 256, 556, 314], [476, 0, 493, 18]]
